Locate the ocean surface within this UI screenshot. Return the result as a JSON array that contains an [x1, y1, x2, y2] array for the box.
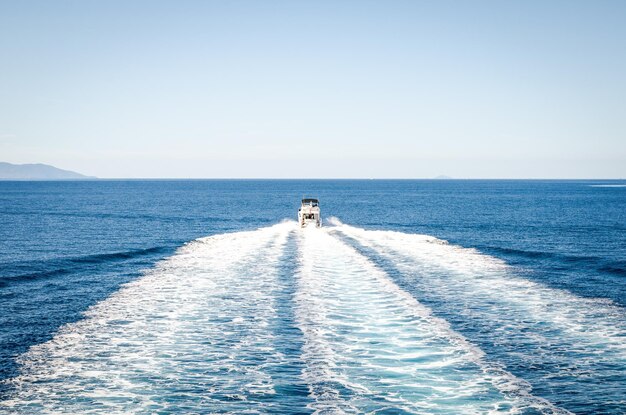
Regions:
[[0, 179, 625, 414]]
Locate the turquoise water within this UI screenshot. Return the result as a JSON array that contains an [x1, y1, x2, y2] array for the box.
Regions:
[[0, 180, 625, 414]]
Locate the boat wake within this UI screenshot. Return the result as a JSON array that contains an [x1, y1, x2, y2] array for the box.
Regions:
[[2, 220, 625, 414]]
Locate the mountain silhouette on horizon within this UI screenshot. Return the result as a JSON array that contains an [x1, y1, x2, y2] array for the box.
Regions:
[[0, 162, 94, 180]]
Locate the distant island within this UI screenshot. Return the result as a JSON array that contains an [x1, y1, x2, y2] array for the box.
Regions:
[[0, 162, 95, 180], [434, 175, 453, 179]]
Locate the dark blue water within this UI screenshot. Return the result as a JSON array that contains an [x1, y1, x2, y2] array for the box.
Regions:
[[1, 180, 625, 414]]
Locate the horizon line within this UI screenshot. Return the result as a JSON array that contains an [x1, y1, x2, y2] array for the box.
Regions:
[[1, 177, 625, 181]]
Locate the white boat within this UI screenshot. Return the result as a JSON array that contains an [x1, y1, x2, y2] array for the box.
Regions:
[[298, 198, 322, 228]]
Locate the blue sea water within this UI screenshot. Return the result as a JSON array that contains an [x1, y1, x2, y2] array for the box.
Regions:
[[0, 179, 625, 414]]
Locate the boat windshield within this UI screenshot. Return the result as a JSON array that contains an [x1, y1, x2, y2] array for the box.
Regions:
[[301, 198, 319, 206]]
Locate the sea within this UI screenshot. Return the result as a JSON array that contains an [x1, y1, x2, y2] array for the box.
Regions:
[[0, 179, 624, 414]]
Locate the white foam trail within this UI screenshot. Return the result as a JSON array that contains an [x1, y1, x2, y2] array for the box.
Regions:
[[324, 216, 344, 227], [293, 226, 567, 414], [332, 223, 626, 406], [2, 222, 296, 414], [334, 224, 626, 351], [4, 219, 612, 413]]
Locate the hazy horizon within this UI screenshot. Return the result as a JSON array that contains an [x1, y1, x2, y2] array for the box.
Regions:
[[2, 160, 625, 180], [1, 1, 625, 179]]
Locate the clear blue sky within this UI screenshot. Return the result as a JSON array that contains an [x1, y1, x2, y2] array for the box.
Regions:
[[1, 0, 624, 178]]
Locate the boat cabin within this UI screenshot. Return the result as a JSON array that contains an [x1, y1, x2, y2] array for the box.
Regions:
[[298, 198, 322, 227]]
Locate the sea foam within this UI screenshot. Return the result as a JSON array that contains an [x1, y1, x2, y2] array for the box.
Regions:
[[4, 220, 616, 414], [331, 223, 626, 412]]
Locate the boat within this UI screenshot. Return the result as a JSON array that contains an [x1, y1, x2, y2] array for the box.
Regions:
[[298, 198, 322, 228]]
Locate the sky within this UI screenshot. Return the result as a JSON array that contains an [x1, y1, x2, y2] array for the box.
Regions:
[[1, 0, 625, 178]]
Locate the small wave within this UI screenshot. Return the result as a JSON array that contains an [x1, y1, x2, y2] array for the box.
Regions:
[[589, 184, 626, 188], [480, 245, 626, 277], [69, 246, 169, 264], [598, 263, 626, 276], [0, 268, 72, 288], [482, 246, 554, 259], [0, 246, 170, 287]]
